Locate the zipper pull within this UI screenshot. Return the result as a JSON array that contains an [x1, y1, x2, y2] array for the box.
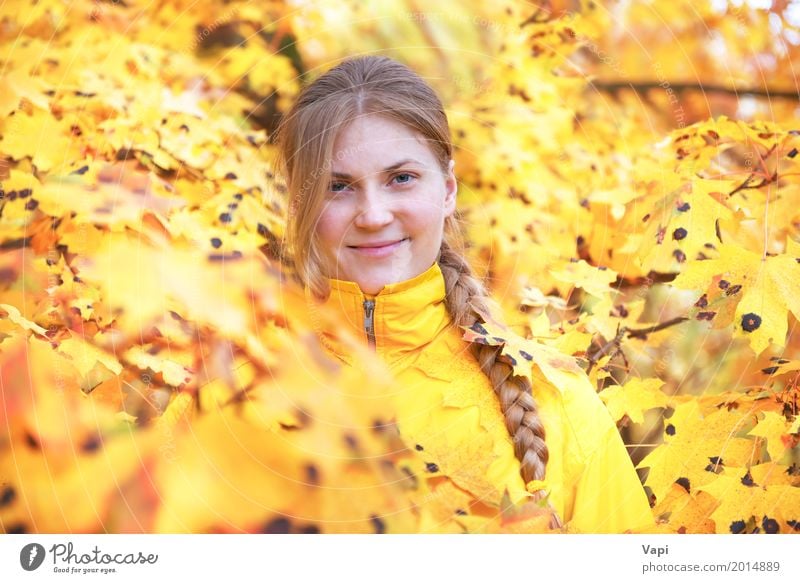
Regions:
[[363, 299, 376, 350]]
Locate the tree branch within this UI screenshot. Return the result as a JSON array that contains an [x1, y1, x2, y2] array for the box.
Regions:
[[592, 80, 800, 100], [626, 316, 690, 339], [585, 316, 690, 375]]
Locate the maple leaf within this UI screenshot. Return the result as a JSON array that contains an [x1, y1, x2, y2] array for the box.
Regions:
[[699, 466, 800, 534], [637, 401, 758, 503], [497, 488, 557, 532], [148, 344, 420, 533], [550, 258, 618, 299], [519, 285, 568, 311], [0, 303, 49, 338], [73, 231, 254, 340], [598, 377, 670, 424], [672, 243, 800, 354], [584, 294, 649, 342], [56, 330, 123, 393], [651, 482, 718, 533], [618, 177, 738, 274], [460, 319, 585, 388], [0, 109, 82, 172], [122, 345, 193, 388], [746, 411, 796, 463], [0, 333, 151, 533], [38, 163, 186, 231], [0, 70, 51, 117], [761, 357, 800, 377]]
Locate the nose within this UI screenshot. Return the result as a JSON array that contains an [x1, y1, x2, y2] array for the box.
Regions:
[[353, 185, 393, 230]]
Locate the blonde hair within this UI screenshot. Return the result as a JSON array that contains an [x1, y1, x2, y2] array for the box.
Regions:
[[273, 55, 562, 529]]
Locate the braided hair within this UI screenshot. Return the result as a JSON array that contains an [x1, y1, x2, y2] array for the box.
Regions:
[[437, 238, 562, 529]]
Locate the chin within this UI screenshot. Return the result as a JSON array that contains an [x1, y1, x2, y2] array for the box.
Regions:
[[357, 272, 389, 289], [354, 270, 403, 294], [332, 254, 419, 289]]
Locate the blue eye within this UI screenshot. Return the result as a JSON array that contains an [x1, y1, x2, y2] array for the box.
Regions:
[[329, 181, 349, 193], [393, 173, 415, 185]]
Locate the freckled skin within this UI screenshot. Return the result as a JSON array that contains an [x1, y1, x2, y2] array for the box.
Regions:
[[315, 114, 457, 295]]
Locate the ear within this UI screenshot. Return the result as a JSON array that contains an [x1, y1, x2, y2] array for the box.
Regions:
[[443, 158, 457, 218]]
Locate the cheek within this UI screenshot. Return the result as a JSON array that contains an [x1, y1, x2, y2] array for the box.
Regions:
[[316, 206, 350, 249], [403, 198, 446, 237]]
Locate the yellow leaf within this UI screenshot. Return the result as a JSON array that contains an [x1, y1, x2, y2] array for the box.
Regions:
[[123, 345, 193, 388], [652, 482, 718, 533], [599, 377, 669, 424], [746, 411, 794, 462], [38, 164, 186, 230], [0, 70, 52, 117], [762, 358, 800, 377], [700, 467, 800, 533], [547, 329, 593, 357], [672, 244, 800, 354], [73, 231, 254, 339], [57, 330, 122, 377], [0, 303, 48, 337], [0, 109, 81, 172], [640, 178, 737, 272], [520, 285, 568, 310], [550, 259, 618, 299], [460, 319, 585, 388], [585, 295, 648, 341], [637, 402, 757, 503], [155, 392, 194, 430], [527, 310, 553, 339]]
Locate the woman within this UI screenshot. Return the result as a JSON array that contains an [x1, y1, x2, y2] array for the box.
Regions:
[[274, 55, 654, 533]]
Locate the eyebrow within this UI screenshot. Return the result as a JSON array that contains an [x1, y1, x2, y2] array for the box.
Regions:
[[331, 158, 424, 180]]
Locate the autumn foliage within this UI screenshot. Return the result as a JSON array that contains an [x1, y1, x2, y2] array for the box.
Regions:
[[1, 0, 799, 534]]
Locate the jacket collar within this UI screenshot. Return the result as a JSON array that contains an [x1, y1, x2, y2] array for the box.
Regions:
[[305, 261, 453, 367]]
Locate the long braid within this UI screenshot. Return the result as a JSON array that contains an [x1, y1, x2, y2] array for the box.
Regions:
[[437, 239, 563, 530]]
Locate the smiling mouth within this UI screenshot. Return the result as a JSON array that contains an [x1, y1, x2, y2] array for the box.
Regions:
[[348, 238, 409, 249]]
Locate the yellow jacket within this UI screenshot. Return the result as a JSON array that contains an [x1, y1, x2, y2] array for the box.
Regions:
[[308, 260, 655, 533]]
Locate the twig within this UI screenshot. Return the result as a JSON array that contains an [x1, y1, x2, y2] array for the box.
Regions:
[[585, 316, 690, 375], [586, 324, 625, 375], [626, 316, 690, 340], [592, 80, 800, 100]]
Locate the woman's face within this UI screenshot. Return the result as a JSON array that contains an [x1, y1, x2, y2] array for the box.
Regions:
[[314, 114, 457, 295]]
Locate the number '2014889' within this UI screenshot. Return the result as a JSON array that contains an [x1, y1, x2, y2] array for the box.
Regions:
[[730, 561, 780, 571]]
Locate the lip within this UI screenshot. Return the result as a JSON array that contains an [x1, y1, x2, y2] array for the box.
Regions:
[[348, 238, 408, 257]]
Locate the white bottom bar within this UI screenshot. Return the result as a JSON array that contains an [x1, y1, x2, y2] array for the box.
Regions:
[[1, 534, 797, 582]]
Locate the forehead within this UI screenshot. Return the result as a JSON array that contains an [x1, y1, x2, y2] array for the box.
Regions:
[[331, 115, 436, 171]]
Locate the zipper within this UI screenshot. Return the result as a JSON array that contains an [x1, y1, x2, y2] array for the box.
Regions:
[[363, 299, 376, 350]]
